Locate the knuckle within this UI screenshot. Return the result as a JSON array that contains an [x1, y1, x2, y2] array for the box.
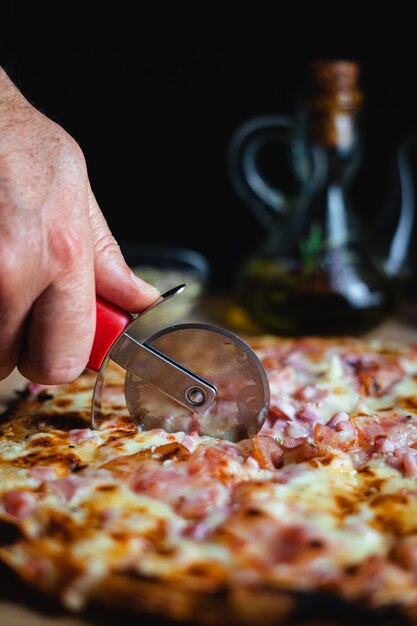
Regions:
[[47, 224, 88, 271], [94, 232, 121, 259]]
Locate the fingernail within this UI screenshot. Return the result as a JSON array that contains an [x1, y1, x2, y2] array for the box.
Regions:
[[130, 271, 160, 295]]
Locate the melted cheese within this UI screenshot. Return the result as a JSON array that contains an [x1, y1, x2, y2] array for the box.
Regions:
[[2, 337, 417, 614]]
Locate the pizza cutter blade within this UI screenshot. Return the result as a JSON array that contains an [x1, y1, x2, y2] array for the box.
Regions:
[[87, 285, 270, 441]]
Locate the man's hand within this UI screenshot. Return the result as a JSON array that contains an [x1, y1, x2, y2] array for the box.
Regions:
[[0, 67, 160, 384]]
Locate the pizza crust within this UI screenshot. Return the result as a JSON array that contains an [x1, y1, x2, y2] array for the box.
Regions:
[[1, 558, 410, 626]]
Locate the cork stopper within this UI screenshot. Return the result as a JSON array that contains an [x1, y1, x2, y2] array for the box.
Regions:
[[308, 60, 362, 104], [303, 59, 363, 147]]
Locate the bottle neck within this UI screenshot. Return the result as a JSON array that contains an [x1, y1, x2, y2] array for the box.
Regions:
[[295, 107, 362, 189], [289, 108, 363, 252], [307, 108, 358, 151]]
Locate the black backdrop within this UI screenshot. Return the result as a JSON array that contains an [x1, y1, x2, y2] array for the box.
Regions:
[[3, 4, 417, 297]]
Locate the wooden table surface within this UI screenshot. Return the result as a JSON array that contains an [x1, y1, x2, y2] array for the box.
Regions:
[[1, 298, 417, 625]]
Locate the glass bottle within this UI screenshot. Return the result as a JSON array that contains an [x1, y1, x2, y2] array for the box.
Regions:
[[230, 60, 390, 336]]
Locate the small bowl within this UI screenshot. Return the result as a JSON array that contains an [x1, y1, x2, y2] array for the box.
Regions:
[[120, 242, 210, 333]]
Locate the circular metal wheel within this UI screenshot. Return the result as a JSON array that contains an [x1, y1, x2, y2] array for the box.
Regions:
[[125, 323, 270, 441]]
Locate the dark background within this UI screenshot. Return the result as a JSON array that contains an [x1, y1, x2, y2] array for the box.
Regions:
[[3, 4, 417, 298]]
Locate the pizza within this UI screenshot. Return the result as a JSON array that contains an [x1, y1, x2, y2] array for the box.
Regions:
[[2, 334, 417, 624]]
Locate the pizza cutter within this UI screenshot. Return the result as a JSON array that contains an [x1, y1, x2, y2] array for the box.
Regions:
[[87, 285, 270, 442]]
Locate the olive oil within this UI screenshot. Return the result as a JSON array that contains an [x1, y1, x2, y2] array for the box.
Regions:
[[234, 257, 388, 336]]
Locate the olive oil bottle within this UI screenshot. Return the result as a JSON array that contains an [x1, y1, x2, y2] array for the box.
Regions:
[[229, 60, 390, 335]]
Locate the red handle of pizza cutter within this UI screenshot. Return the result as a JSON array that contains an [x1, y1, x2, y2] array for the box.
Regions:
[[87, 297, 132, 371]]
